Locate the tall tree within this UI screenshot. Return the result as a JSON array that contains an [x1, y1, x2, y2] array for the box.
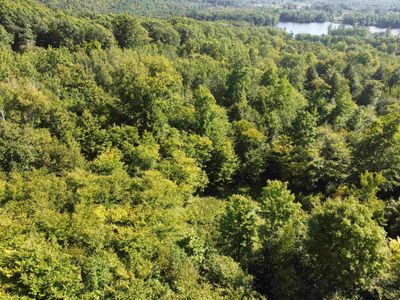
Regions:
[[306, 198, 389, 297]]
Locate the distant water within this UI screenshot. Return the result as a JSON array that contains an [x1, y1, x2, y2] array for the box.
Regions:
[[368, 26, 400, 36], [277, 22, 344, 36], [277, 21, 400, 36]]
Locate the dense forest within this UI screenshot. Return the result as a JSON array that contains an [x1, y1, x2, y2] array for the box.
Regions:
[[38, 0, 260, 15], [0, 0, 400, 299], [36, 0, 400, 28]]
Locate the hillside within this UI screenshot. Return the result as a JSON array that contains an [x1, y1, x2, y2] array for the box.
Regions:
[[0, 0, 399, 299]]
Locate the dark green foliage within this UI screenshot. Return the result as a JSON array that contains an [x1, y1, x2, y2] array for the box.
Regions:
[[385, 199, 400, 238], [353, 111, 400, 192], [358, 80, 384, 106], [39, 17, 114, 49], [142, 19, 180, 46], [192, 86, 238, 192], [112, 15, 149, 48], [0, 122, 83, 173]]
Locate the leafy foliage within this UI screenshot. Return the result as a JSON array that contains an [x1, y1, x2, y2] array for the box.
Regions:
[[0, 0, 399, 298]]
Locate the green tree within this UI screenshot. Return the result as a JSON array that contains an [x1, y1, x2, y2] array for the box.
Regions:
[[317, 126, 351, 193], [141, 19, 180, 46], [42, 17, 113, 49], [259, 180, 302, 234], [233, 120, 267, 184], [383, 238, 400, 299], [272, 111, 324, 193], [279, 53, 307, 90], [113, 55, 183, 132], [0, 236, 83, 299], [0, 25, 13, 47], [353, 111, 400, 193], [204, 253, 255, 294], [354, 172, 386, 224], [193, 86, 237, 191], [358, 80, 384, 106], [344, 64, 363, 100], [0, 122, 83, 173], [385, 199, 400, 239], [226, 59, 251, 106], [219, 195, 258, 263], [112, 15, 149, 48], [330, 82, 356, 128], [306, 198, 389, 296], [258, 180, 306, 299]]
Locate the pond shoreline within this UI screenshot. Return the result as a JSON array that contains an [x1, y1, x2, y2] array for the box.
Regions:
[[277, 21, 400, 36]]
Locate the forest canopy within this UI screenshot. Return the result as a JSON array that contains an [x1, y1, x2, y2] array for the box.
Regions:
[[0, 0, 400, 299]]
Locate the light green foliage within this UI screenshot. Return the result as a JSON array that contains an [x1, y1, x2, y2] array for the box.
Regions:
[[160, 150, 208, 194], [90, 148, 125, 175], [204, 253, 254, 291], [279, 53, 307, 89], [317, 126, 351, 193], [0, 79, 56, 126], [0, 0, 398, 298], [385, 238, 400, 298], [226, 59, 251, 105], [184, 196, 225, 244], [255, 68, 306, 136], [233, 120, 267, 184], [0, 50, 14, 81], [0, 25, 13, 47], [131, 170, 184, 208], [193, 86, 230, 138], [0, 236, 83, 299], [368, 237, 400, 299], [120, 131, 160, 175], [330, 75, 357, 127], [259, 180, 302, 234], [257, 180, 306, 299], [66, 168, 132, 206], [354, 172, 386, 224], [219, 195, 258, 263]]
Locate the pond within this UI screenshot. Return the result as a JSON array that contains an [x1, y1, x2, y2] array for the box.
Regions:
[[368, 26, 400, 36], [276, 22, 343, 36], [277, 21, 400, 36]]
